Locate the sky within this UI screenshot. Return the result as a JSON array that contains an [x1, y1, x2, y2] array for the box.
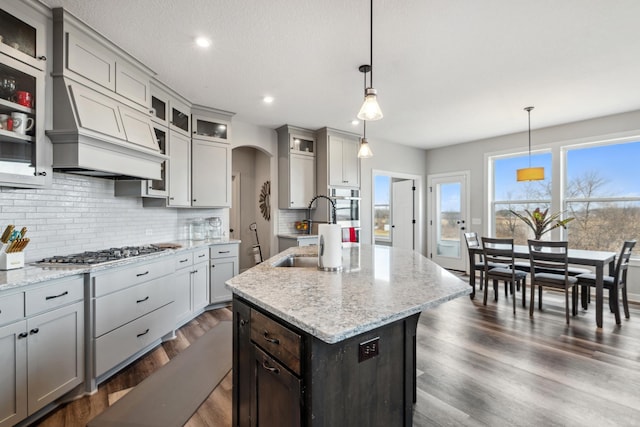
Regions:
[[495, 140, 640, 200]]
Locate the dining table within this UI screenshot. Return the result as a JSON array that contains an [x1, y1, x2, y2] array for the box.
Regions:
[[467, 245, 617, 328]]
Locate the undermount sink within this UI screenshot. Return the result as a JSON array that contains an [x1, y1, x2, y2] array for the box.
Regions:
[[273, 255, 319, 268]]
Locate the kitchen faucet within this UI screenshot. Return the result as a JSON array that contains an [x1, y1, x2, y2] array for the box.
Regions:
[[307, 195, 337, 225]]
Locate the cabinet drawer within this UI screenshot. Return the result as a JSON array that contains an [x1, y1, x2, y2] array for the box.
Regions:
[[25, 276, 84, 317], [175, 252, 193, 270], [251, 309, 302, 375], [210, 244, 238, 259], [93, 257, 174, 297], [193, 248, 209, 263], [94, 274, 174, 337], [0, 292, 24, 325], [95, 302, 175, 377]]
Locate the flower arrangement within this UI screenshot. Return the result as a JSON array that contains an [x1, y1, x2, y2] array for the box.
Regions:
[[509, 208, 574, 240]]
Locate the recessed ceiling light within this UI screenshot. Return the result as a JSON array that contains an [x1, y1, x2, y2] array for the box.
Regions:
[[195, 37, 211, 48], [263, 96, 274, 104], [351, 119, 360, 126]]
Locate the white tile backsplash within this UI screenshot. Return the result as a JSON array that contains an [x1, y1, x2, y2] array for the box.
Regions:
[[278, 209, 308, 234], [0, 173, 224, 262]]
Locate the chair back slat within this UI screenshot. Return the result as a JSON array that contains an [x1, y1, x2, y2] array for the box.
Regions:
[[615, 240, 636, 285], [528, 240, 569, 279], [481, 237, 515, 269]]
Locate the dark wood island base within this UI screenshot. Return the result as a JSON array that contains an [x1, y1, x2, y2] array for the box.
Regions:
[[232, 295, 421, 427]]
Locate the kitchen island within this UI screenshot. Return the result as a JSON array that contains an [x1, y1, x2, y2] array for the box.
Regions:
[[226, 244, 470, 427]]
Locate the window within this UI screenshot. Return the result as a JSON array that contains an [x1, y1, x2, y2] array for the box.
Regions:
[[490, 140, 640, 251], [374, 175, 391, 241], [492, 152, 552, 245], [565, 141, 640, 251]]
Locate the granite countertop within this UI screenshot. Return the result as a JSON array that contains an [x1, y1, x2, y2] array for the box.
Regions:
[[278, 233, 318, 239], [0, 239, 241, 292], [226, 244, 471, 344]]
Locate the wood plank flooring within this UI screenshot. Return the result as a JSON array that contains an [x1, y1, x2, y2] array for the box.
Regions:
[[33, 279, 640, 427]]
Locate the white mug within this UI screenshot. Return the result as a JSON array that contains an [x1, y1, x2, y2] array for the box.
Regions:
[[11, 112, 34, 135]]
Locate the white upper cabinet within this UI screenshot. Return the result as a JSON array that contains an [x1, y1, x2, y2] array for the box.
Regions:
[[277, 125, 316, 209], [316, 127, 360, 190]]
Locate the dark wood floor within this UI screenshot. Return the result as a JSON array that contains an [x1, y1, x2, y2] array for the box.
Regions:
[[34, 279, 640, 427]]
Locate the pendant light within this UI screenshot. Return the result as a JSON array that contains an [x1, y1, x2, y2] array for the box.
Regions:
[[358, 65, 374, 158], [357, 0, 383, 121], [516, 106, 545, 181]]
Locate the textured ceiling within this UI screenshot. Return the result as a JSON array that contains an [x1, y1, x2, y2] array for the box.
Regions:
[[39, 0, 640, 149]]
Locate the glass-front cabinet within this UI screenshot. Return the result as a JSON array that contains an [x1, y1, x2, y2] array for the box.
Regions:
[[0, 3, 51, 188], [192, 114, 231, 144]]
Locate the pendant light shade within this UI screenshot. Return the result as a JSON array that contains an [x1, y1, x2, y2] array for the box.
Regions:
[[358, 136, 374, 158], [516, 106, 545, 182], [357, 88, 383, 121], [357, 0, 383, 121]]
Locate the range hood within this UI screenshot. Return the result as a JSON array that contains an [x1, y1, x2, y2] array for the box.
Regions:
[[46, 78, 167, 180]]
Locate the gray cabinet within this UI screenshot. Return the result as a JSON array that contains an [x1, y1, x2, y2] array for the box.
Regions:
[[167, 130, 191, 207], [317, 127, 360, 190], [0, 0, 52, 188], [175, 248, 210, 326], [89, 257, 176, 389], [192, 139, 231, 208], [277, 125, 316, 209], [210, 243, 239, 305], [0, 275, 84, 427]]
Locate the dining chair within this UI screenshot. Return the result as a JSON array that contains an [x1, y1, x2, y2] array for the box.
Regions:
[[576, 240, 636, 325], [464, 232, 486, 290], [481, 237, 527, 313], [528, 240, 578, 324]]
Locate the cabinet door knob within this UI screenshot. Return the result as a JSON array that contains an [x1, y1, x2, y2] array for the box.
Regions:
[[30, 328, 39, 335], [37, 55, 47, 61], [18, 332, 28, 339]]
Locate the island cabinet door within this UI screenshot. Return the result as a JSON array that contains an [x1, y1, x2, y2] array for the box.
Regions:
[[251, 345, 302, 427]]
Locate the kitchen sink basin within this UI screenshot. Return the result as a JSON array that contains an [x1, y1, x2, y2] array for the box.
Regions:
[[273, 255, 319, 268]]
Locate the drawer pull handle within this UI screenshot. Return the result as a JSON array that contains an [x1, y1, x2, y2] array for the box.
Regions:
[[263, 331, 279, 344], [45, 291, 68, 300], [18, 332, 28, 339], [218, 250, 230, 254], [30, 328, 39, 335], [137, 296, 150, 303], [137, 329, 150, 338], [198, 254, 206, 258], [262, 360, 280, 374], [136, 271, 150, 277], [179, 258, 189, 263]]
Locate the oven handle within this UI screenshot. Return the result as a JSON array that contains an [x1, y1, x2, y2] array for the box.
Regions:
[[332, 196, 361, 201]]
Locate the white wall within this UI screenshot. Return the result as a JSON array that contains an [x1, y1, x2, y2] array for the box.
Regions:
[[424, 109, 640, 301], [231, 120, 278, 260]]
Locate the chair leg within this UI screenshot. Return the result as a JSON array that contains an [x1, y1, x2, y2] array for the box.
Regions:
[[581, 285, 588, 310], [538, 286, 543, 310], [493, 280, 498, 301], [530, 283, 535, 317], [564, 288, 570, 325], [483, 276, 489, 306], [512, 281, 516, 315], [572, 286, 577, 316], [521, 278, 527, 308], [504, 281, 508, 297], [611, 286, 621, 325], [622, 284, 630, 319], [479, 270, 484, 290]]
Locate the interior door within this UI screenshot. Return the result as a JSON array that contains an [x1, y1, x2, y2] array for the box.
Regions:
[[391, 179, 414, 250], [428, 172, 469, 271]]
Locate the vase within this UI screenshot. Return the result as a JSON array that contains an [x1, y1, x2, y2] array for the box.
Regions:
[[533, 234, 543, 251]]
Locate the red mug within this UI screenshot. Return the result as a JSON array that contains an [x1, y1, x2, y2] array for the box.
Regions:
[[13, 90, 32, 108], [6, 118, 13, 131]]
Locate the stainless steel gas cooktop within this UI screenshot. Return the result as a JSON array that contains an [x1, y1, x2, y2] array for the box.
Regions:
[[39, 245, 168, 267]]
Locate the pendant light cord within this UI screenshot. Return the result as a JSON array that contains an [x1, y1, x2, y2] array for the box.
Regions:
[[369, 0, 373, 88], [525, 106, 534, 168]]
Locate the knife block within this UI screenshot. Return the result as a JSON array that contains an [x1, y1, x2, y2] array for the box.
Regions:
[[0, 251, 24, 270]]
